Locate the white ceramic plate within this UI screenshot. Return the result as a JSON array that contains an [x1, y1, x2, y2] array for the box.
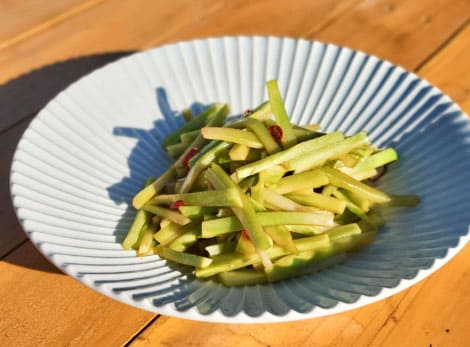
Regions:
[[10, 37, 470, 323]]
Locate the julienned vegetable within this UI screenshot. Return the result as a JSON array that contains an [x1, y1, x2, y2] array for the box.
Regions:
[[123, 80, 420, 286]]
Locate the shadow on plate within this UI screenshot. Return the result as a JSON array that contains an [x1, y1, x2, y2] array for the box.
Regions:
[[2, 51, 135, 274], [107, 87, 208, 243]]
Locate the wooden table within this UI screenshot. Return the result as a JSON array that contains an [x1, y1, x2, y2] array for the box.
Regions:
[[1, 1, 469, 346]]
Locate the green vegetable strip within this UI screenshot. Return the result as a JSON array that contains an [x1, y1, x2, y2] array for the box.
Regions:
[[175, 166, 188, 179], [187, 140, 220, 168], [238, 176, 257, 192], [287, 132, 369, 173], [260, 233, 329, 264], [263, 165, 287, 186], [322, 167, 391, 204], [195, 234, 329, 278], [123, 177, 155, 248], [154, 222, 199, 245], [266, 251, 348, 283], [235, 131, 344, 179], [285, 224, 327, 235], [155, 246, 212, 268], [263, 189, 313, 212], [149, 188, 243, 208], [229, 144, 251, 161], [331, 188, 370, 221], [178, 206, 218, 218], [266, 80, 297, 147], [216, 207, 234, 217], [292, 129, 322, 142], [250, 172, 264, 203], [219, 269, 267, 286], [265, 250, 317, 282], [286, 192, 346, 214], [345, 190, 370, 212], [325, 223, 362, 241], [182, 108, 193, 122], [248, 101, 272, 120], [353, 148, 398, 172], [243, 118, 281, 153], [165, 142, 186, 157], [201, 127, 264, 148], [263, 225, 298, 254], [337, 153, 359, 168], [300, 124, 321, 131], [322, 184, 336, 196], [340, 232, 376, 251], [235, 234, 256, 256], [179, 141, 231, 193], [180, 129, 200, 146], [160, 218, 171, 229], [195, 253, 259, 278], [142, 205, 191, 225], [168, 229, 200, 252], [272, 170, 329, 194], [344, 168, 379, 181], [206, 164, 272, 251], [122, 210, 150, 249], [162, 103, 221, 147], [201, 211, 334, 238], [248, 197, 266, 212], [137, 227, 156, 255], [174, 104, 229, 168], [133, 168, 176, 209]]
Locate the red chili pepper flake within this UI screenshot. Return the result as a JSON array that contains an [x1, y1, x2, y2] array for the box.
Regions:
[[182, 147, 200, 166], [170, 200, 185, 209], [243, 109, 253, 117], [241, 229, 250, 240], [268, 125, 283, 142]]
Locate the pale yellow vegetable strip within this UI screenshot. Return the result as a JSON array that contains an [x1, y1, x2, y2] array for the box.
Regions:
[[229, 144, 251, 160], [322, 166, 391, 204], [195, 234, 330, 278], [132, 168, 176, 209], [201, 127, 264, 148], [286, 132, 369, 173], [263, 189, 313, 212], [142, 205, 191, 225], [272, 169, 329, 194], [286, 192, 346, 214], [235, 131, 343, 179]]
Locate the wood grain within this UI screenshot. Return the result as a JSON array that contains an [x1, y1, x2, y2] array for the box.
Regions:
[[0, 242, 155, 346], [0, 0, 105, 51], [419, 24, 470, 112], [129, 22, 470, 347], [144, 0, 361, 46], [0, 0, 220, 85], [130, 293, 408, 347], [368, 247, 470, 347], [313, 0, 470, 69]]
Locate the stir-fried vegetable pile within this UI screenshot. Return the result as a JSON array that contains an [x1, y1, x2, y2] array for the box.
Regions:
[[122, 80, 419, 286]]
